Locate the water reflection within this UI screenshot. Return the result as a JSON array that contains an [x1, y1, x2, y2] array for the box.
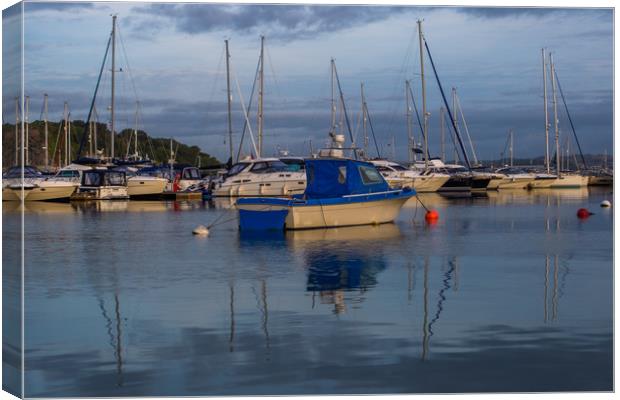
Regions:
[[286, 224, 401, 314]]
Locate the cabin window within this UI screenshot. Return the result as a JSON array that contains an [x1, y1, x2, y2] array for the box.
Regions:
[[250, 162, 269, 173], [183, 168, 200, 179], [358, 166, 383, 185], [83, 173, 102, 186], [106, 172, 126, 186], [338, 166, 347, 184]]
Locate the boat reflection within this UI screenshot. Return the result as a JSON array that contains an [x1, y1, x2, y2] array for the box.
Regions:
[[486, 187, 589, 206], [287, 224, 401, 314]]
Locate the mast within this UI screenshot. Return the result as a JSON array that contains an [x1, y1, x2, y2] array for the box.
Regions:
[[225, 39, 234, 162], [63, 102, 69, 167], [542, 49, 550, 174], [110, 15, 117, 160], [361, 83, 368, 155], [440, 107, 445, 162], [417, 20, 429, 168], [44, 93, 49, 170], [93, 105, 98, 158], [452, 88, 458, 163], [25, 95, 30, 165], [509, 129, 513, 167], [257, 35, 264, 158], [68, 111, 72, 165], [406, 80, 413, 163], [550, 53, 560, 178], [15, 97, 19, 166], [330, 59, 336, 133]]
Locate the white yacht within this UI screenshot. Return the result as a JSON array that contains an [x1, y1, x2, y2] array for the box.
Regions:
[[71, 169, 129, 200], [493, 167, 536, 190], [370, 159, 449, 192], [2, 166, 79, 201], [212, 158, 306, 197]]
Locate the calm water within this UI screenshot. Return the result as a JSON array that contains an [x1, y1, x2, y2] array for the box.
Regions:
[[3, 188, 613, 396]]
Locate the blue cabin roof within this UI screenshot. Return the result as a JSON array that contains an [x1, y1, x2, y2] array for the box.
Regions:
[[304, 158, 389, 199]]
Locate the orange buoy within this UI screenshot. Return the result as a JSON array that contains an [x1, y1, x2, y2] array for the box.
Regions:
[[577, 208, 592, 219], [425, 209, 440, 223]]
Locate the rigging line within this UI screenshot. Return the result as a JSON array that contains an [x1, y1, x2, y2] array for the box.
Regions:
[[364, 102, 381, 159], [116, 25, 140, 102], [423, 38, 471, 169], [442, 110, 460, 162], [265, 44, 288, 110], [332, 63, 357, 159], [236, 56, 261, 162], [455, 93, 479, 165], [408, 84, 425, 149], [77, 32, 112, 158], [553, 68, 587, 170], [231, 65, 259, 157], [385, 26, 418, 140], [206, 43, 225, 137]]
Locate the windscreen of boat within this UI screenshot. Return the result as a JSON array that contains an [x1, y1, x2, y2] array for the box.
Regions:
[[4, 166, 42, 179], [280, 158, 305, 171], [390, 164, 408, 171], [182, 168, 201, 180], [226, 163, 250, 177], [250, 160, 289, 174], [105, 172, 126, 186], [82, 172, 102, 186], [359, 165, 384, 185]]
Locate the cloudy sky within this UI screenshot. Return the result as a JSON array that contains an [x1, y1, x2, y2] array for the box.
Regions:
[[3, 2, 613, 162]]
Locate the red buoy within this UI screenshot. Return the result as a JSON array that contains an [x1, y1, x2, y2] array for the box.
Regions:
[[577, 208, 592, 219], [425, 209, 440, 223]]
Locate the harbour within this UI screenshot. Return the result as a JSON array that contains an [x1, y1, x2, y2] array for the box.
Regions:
[[4, 187, 613, 396], [3, 3, 614, 398]]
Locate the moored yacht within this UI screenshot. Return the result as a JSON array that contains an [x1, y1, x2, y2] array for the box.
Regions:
[[3, 166, 79, 201], [212, 157, 306, 197], [494, 167, 536, 189], [370, 159, 449, 192], [71, 169, 129, 200]]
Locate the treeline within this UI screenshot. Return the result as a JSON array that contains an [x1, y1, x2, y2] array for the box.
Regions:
[[2, 120, 220, 169]]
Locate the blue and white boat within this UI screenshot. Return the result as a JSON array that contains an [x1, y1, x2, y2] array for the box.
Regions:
[[236, 158, 415, 230]]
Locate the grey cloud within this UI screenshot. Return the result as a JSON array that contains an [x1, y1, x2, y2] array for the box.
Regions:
[[130, 4, 411, 41], [457, 6, 611, 20], [23, 1, 95, 13]]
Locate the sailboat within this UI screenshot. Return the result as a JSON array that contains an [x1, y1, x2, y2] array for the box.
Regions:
[[530, 50, 587, 189], [211, 38, 306, 197]]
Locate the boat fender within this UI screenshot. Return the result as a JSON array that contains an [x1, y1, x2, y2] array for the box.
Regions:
[[192, 225, 210, 236]]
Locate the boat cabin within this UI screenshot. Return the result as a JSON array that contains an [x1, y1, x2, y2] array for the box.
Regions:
[[81, 170, 127, 188]]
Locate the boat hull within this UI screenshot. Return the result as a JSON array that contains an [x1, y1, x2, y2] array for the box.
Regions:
[[412, 175, 450, 192], [237, 190, 414, 230], [71, 186, 129, 200], [3, 183, 78, 201], [128, 177, 167, 198], [530, 175, 588, 189], [497, 177, 535, 190], [214, 178, 306, 197], [588, 175, 613, 186]]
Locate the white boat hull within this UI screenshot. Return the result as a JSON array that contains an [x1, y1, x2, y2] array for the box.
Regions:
[[127, 177, 167, 197], [530, 175, 588, 189], [3, 182, 78, 201], [498, 177, 535, 189], [215, 177, 306, 197], [72, 186, 129, 200], [288, 196, 410, 229]]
